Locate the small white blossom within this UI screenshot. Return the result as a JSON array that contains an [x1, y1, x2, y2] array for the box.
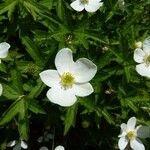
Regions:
[[118, 117, 150, 150], [0, 83, 3, 96], [0, 42, 10, 63], [134, 37, 150, 77], [7, 140, 28, 150], [39, 146, 49, 150], [54, 145, 65, 150], [40, 48, 97, 107], [0, 42, 10, 96], [37, 131, 54, 143], [70, 0, 103, 13]]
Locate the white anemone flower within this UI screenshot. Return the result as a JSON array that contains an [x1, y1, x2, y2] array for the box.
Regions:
[[118, 117, 150, 150], [133, 37, 150, 77], [40, 48, 97, 107], [0, 42, 10, 63], [54, 145, 65, 150], [7, 140, 28, 150], [70, 0, 103, 12]]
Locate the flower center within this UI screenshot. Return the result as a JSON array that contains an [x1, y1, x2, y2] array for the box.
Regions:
[[80, 0, 89, 4], [60, 72, 75, 88], [127, 131, 136, 140], [145, 55, 150, 66]]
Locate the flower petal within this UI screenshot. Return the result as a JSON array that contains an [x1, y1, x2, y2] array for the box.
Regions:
[[39, 70, 60, 87], [85, 0, 103, 12], [130, 138, 145, 150], [70, 0, 85, 12], [39, 146, 49, 150], [133, 48, 145, 63], [0, 83, 3, 96], [137, 126, 150, 139], [118, 123, 127, 137], [73, 83, 93, 97], [143, 37, 150, 54], [127, 117, 136, 131], [136, 63, 150, 77], [0, 42, 10, 58], [46, 87, 77, 107], [7, 140, 16, 147], [55, 48, 75, 75], [54, 145, 65, 150], [118, 137, 128, 150], [21, 141, 28, 149], [73, 58, 97, 83]]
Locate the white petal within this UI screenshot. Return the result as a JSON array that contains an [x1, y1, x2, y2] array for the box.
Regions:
[[73, 83, 94, 97], [133, 48, 145, 63], [0, 42, 10, 58], [39, 146, 49, 150], [85, 0, 103, 12], [7, 140, 16, 147], [127, 117, 136, 131], [70, 0, 85, 12], [55, 48, 75, 75], [137, 126, 150, 139], [0, 83, 3, 96], [118, 137, 128, 150], [130, 138, 145, 150], [21, 141, 28, 149], [143, 37, 150, 54], [136, 63, 150, 77], [121, 123, 127, 131], [54, 145, 65, 150], [13, 143, 21, 150], [73, 58, 97, 83], [118, 123, 127, 137], [39, 70, 60, 87], [46, 87, 77, 107]]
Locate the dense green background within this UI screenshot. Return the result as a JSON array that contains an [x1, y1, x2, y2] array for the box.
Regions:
[[0, 0, 150, 149]]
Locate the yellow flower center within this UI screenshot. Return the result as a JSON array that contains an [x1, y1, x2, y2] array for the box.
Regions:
[[145, 55, 150, 66], [80, 0, 89, 4], [127, 131, 136, 140], [60, 72, 75, 89]]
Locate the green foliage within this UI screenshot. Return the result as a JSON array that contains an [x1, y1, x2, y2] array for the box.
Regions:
[[0, 0, 150, 149]]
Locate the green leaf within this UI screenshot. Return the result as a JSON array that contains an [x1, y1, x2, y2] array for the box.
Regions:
[[27, 79, 45, 99], [64, 103, 78, 135], [0, 101, 20, 125], [2, 83, 20, 100], [18, 98, 29, 140], [21, 36, 44, 66], [28, 99, 46, 114], [10, 67, 23, 94]]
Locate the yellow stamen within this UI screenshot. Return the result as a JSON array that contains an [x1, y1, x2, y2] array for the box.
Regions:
[[127, 131, 136, 140], [60, 72, 75, 89], [80, 0, 89, 4]]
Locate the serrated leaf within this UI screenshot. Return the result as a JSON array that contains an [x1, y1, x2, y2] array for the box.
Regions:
[[2, 84, 20, 100], [28, 99, 46, 114], [18, 98, 29, 140], [64, 103, 78, 135], [0, 101, 20, 125]]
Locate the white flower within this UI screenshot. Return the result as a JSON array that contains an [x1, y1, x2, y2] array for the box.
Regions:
[[118, 117, 150, 150], [0, 42, 10, 63], [39, 146, 49, 150], [70, 0, 103, 12], [0, 83, 3, 96], [7, 140, 28, 150], [40, 48, 97, 107], [54, 145, 65, 150], [133, 37, 150, 77]]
